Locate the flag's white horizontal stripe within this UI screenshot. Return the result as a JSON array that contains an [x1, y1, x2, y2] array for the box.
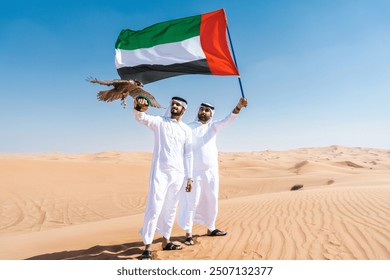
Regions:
[[115, 36, 206, 68]]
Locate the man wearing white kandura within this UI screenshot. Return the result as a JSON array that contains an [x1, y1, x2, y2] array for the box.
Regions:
[[133, 96, 193, 260], [178, 97, 248, 245]]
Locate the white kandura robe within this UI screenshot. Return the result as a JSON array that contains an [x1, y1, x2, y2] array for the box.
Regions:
[[178, 112, 238, 233], [134, 110, 193, 245]]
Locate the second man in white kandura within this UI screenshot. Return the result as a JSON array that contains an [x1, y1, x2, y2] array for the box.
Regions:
[[178, 97, 248, 245]]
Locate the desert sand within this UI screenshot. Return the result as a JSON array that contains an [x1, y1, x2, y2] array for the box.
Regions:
[[1, 146, 389, 260]]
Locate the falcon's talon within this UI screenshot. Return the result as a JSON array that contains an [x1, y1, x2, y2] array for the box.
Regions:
[[121, 98, 127, 108]]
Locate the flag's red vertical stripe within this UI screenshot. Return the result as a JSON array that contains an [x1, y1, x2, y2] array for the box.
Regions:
[[200, 9, 239, 75]]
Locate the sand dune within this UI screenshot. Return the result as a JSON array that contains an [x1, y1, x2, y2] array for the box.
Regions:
[[1, 146, 389, 260]]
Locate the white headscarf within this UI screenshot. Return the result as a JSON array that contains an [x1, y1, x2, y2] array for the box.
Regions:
[[195, 102, 215, 123], [164, 97, 188, 118]]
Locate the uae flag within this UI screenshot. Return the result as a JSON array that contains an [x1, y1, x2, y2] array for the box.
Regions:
[[115, 9, 239, 84]]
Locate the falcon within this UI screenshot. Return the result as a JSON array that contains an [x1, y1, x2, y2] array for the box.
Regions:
[[87, 78, 162, 108]]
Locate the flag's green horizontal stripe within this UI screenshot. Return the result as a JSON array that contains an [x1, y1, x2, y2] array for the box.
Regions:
[[116, 15, 201, 50], [115, 36, 205, 68], [117, 59, 211, 84]]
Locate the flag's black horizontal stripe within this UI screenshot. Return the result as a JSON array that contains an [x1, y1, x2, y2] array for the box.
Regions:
[[117, 59, 211, 84]]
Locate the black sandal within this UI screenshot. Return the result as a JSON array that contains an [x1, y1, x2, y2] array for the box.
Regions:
[[140, 250, 152, 260], [207, 229, 227, 236], [183, 237, 194, 246], [163, 242, 183, 250]]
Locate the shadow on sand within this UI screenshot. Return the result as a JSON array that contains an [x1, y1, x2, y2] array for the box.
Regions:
[[26, 236, 191, 260]]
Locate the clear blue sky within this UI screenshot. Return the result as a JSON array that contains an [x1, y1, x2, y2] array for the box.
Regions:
[[1, 0, 389, 153]]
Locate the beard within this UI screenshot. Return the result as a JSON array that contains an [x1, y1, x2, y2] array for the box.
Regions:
[[198, 113, 211, 122], [171, 107, 183, 117]]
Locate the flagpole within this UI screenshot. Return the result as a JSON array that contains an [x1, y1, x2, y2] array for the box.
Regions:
[[226, 24, 245, 98]]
